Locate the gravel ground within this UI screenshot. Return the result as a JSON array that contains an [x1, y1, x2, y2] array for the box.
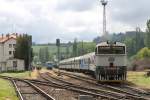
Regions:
[[16, 80, 47, 100], [36, 84, 79, 100], [38, 72, 103, 100]]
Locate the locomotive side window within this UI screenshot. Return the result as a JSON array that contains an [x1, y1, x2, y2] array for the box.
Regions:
[[95, 48, 98, 54], [98, 46, 125, 54]]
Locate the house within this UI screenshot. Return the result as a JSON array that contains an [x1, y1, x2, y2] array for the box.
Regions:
[[0, 33, 25, 71]]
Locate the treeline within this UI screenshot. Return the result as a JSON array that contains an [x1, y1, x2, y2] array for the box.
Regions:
[[93, 31, 145, 57], [93, 20, 150, 57], [72, 39, 96, 57], [33, 19, 150, 65], [33, 41, 96, 64]]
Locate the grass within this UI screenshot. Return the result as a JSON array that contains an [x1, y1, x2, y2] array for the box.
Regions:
[[0, 78, 18, 100], [127, 71, 150, 88], [0, 71, 30, 78], [0, 71, 31, 100]]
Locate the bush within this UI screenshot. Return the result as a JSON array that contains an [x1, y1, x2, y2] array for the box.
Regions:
[[135, 47, 150, 59], [129, 47, 150, 71]]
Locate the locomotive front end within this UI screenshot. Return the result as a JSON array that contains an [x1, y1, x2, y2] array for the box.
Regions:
[[95, 42, 127, 82]]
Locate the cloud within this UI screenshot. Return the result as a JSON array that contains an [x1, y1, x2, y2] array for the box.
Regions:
[[109, 0, 150, 28], [0, 0, 149, 43], [56, 0, 96, 12]]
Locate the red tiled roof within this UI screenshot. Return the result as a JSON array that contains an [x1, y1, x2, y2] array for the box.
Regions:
[[0, 33, 17, 43]]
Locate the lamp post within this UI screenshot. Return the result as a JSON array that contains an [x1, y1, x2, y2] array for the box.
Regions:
[[100, 0, 108, 36]]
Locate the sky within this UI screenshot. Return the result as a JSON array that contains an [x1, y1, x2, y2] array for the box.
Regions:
[[0, 0, 149, 43]]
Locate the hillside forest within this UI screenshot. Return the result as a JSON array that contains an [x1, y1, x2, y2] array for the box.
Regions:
[[32, 20, 150, 70]]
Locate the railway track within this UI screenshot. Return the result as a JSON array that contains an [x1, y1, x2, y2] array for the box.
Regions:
[[0, 76, 55, 100], [39, 73, 122, 100], [1, 70, 150, 100], [53, 69, 150, 100]]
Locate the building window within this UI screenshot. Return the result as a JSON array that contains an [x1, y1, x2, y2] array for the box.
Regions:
[[9, 51, 12, 55], [13, 44, 16, 48], [13, 51, 15, 55], [9, 44, 12, 48]]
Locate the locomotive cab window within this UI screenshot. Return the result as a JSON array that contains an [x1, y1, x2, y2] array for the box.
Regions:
[[95, 48, 98, 54], [98, 46, 125, 54]]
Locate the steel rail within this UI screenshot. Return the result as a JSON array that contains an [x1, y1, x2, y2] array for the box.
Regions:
[[39, 73, 120, 100], [54, 70, 149, 100], [11, 79, 24, 100], [45, 73, 126, 98], [23, 80, 55, 100], [0, 75, 55, 100]]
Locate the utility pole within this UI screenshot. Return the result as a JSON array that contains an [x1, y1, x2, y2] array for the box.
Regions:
[[101, 0, 108, 38]]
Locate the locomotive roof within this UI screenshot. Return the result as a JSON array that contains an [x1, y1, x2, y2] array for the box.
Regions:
[[96, 41, 126, 47]]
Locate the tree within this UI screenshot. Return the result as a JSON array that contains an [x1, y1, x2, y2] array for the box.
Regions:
[[124, 37, 136, 56], [72, 38, 77, 57], [135, 47, 150, 59], [145, 19, 150, 48], [77, 42, 96, 56], [14, 34, 33, 70], [135, 27, 145, 52], [39, 47, 49, 64]]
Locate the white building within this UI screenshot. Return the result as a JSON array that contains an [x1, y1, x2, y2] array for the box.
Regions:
[[0, 33, 25, 71]]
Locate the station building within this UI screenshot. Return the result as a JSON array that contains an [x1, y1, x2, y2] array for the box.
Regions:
[[0, 33, 25, 72]]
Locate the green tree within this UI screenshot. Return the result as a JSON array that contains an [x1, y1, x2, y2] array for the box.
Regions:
[[77, 42, 96, 56], [135, 27, 145, 52], [14, 34, 33, 70], [123, 37, 136, 57], [135, 47, 150, 59], [145, 19, 150, 48], [39, 47, 49, 64], [66, 45, 69, 58], [72, 38, 77, 57]]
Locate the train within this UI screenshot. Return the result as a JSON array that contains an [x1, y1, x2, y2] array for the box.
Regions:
[[45, 62, 54, 69], [59, 41, 127, 82]]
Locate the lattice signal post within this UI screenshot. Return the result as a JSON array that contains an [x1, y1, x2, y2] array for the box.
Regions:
[[101, 0, 108, 36]]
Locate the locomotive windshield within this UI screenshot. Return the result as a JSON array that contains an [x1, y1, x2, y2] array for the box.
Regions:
[[97, 46, 125, 54]]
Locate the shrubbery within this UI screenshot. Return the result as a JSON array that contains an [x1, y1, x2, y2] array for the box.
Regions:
[[135, 47, 150, 59], [130, 47, 150, 71]]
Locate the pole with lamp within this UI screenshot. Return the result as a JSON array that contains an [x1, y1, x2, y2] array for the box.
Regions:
[[100, 0, 108, 39]]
